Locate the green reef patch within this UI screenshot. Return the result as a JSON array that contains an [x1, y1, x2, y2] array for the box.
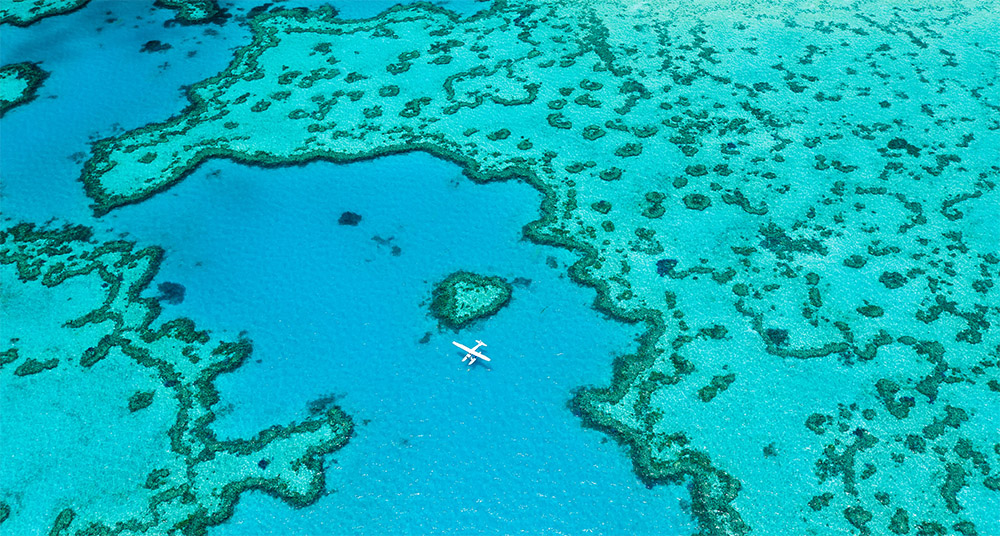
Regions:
[[75, 1, 1000, 534], [430, 271, 513, 330], [0, 223, 353, 534], [0, 62, 48, 117]]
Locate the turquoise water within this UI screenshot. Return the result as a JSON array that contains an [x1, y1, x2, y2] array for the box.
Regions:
[[1, 1, 693, 534], [117, 155, 693, 534], [3, 0, 998, 535]]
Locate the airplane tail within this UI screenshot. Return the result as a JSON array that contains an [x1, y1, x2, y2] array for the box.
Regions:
[[476, 340, 487, 347]]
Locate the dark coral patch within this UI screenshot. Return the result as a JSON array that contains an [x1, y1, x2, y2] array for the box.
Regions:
[[156, 282, 186, 305], [140, 40, 173, 53], [887, 137, 920, 157], [591, 200, 612, 214], [683, 193, 712, 210], [843, 255, 868, 269], [879, 271, 906, 289], [338, 211, 362, 226], [764, 328, 789, 346], [656, 259, 678, 276], [685, 164, 708, 176], [128, 390, 155, 412]]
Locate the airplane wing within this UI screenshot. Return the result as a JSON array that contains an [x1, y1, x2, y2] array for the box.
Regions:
[[453, 341, 490, 363]]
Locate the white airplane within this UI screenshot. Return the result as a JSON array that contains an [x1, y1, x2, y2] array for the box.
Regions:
[[452, 340, 491, 366]]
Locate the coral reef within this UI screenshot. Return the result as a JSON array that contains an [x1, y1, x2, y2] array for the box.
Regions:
[[0, 223, 353, 534], [75, 1, 1000, 534], [430, 271, 513, 330], [154, 0, 223, 25], [0, 62, 48, 117], [0, 0, 221, 27], [0, 0, 87, 26]]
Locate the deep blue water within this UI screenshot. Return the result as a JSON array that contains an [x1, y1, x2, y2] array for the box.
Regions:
[[1, 1, 694, 534]]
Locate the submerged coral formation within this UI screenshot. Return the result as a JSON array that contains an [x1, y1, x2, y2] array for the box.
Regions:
[[0, 0, 88, 26], [154, 0, 223, 25], [430, 271, 513, 329], [0, 62, 48, 117], [76, 1, 999, 534], [0, 224, 353, 534], [0, 0, 221, 27]]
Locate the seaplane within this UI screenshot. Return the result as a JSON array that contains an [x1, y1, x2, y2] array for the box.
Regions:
[[452, 340, 491, 366]]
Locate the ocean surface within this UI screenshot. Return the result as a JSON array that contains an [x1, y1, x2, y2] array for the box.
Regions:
[[5, 0, 998, 535], [1, 1, 695, 534]]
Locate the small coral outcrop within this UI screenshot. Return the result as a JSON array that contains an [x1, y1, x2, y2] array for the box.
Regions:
[[430, 271, 512, 330]]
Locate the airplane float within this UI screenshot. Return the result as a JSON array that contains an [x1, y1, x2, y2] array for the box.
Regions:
[[452, 340, 491, 366]]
